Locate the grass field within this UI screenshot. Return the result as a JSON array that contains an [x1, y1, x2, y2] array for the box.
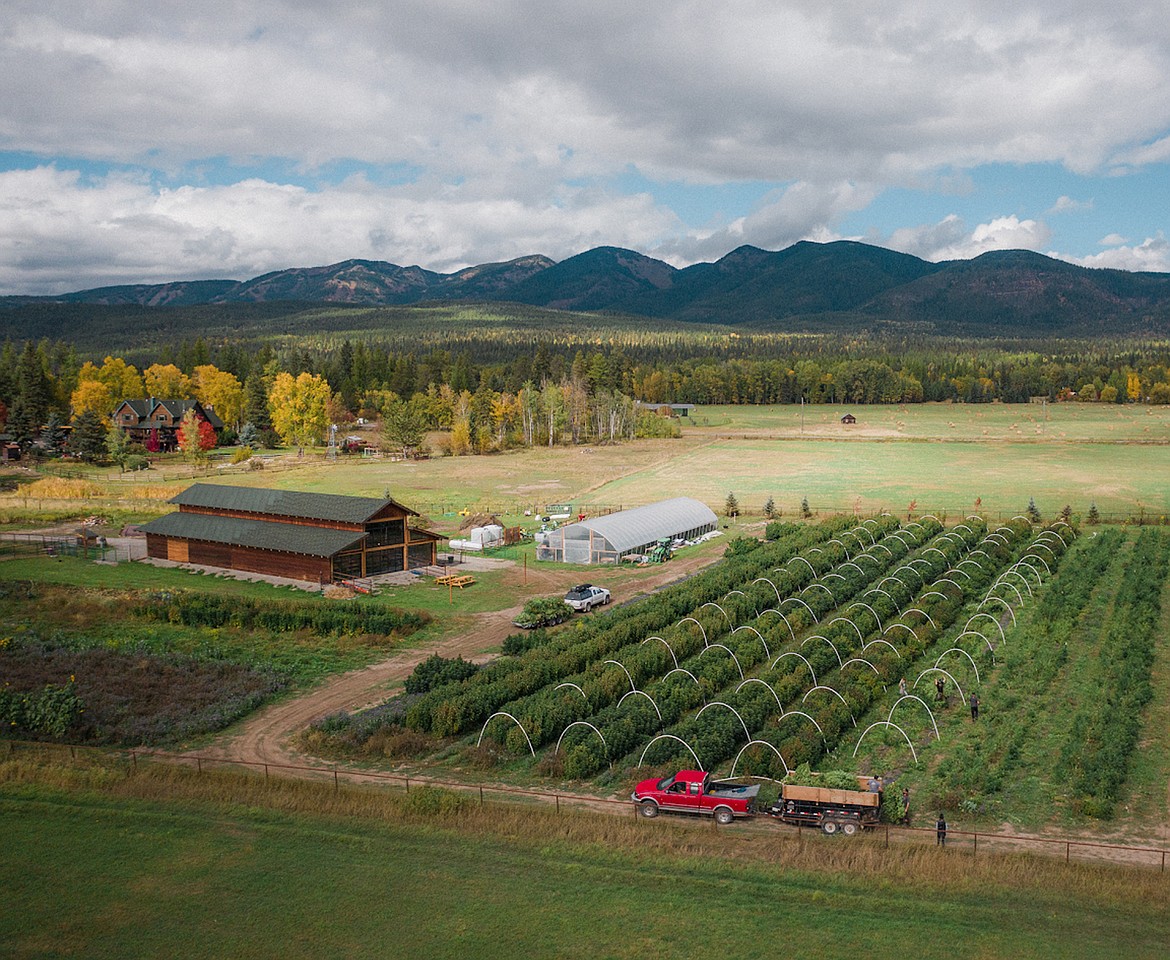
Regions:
[[4, 404, 1168, 526], [4, 758, 1169, 960]]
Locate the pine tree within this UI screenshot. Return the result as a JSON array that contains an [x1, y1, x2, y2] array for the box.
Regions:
[[67, 409, 108, 462], [237, 422, 260, 448], [724, 491, 739, 517], [800, 496, 812, 519], [1087, 502, 1100, 525], [1026, 496, 1041, 523], [39, 412, 67, 458], [763, 495, 776, 519]]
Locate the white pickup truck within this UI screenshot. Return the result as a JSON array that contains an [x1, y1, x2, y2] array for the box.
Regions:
[[563, 583, 611, 612]]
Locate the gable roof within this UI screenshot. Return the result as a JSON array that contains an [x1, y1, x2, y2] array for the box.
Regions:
[[140, 511, 366, 557], [110, 398, 224, 429], [171, 483, 417, 524]]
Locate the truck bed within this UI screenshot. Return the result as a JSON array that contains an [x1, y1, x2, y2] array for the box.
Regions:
[[707, 781, 761, 800]]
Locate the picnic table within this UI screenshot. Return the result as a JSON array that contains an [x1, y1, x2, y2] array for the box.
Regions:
[[434, 574, 476, 588]]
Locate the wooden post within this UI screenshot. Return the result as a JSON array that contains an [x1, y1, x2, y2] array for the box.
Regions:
[[405, 778, 410, 793], [479, 785, 484, 806], [555, 794, 560, 814], [449, 579, 453, 605], [524, 554, 527, 585]]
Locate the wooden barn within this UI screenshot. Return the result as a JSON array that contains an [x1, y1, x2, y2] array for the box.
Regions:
[[141, 484, 441, 583]]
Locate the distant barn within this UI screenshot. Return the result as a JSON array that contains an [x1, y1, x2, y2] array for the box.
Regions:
[[840, 413, 857, 424], [141, 483, 441, 583]]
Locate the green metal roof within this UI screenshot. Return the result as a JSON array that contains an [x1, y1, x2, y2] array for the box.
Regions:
[[140, 511, 366, 558], [171, 483, 415, 523]]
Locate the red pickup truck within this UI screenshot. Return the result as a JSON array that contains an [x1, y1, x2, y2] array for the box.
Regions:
[[633, 769, 883, 835], [631, 769, 760, 824]]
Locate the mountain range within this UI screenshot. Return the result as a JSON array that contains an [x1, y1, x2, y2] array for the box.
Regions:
[[8, 241, 1170, 336]]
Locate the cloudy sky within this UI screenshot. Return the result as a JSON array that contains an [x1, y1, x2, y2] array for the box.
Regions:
[[3, 1, 1169, 294]]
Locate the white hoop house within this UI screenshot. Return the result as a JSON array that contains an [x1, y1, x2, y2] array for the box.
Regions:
[[537, 497, 717, 564]]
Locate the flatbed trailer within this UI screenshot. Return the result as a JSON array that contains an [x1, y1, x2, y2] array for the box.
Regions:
[[767, 777, 882, 835]]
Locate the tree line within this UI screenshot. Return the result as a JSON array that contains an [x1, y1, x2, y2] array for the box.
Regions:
[[2, 331, 1170, 461]]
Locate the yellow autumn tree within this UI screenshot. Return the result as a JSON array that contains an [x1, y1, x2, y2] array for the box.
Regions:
[[70, 378, 114, 417], [268, 371, 331, 453], [144, 363, 193, 399], [90, 356, 144, 400], [193, 364, 244, 429]]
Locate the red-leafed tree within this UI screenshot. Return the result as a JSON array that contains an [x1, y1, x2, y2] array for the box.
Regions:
[[178, 409, 217, 463]]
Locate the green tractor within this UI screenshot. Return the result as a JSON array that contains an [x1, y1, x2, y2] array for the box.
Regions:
[[646, 537, 673, 564]]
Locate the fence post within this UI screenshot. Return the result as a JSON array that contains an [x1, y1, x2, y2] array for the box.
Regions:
[[264, 763, 269, 782], [556, 794, 560, 814], [196, 758, 202, 775], [405, 777, 410, 793], [973, 832, 978, 856], [885, 825, 889, 848], [334, 768, 339, 792], [1066, 842, 1070, 864], [480, 785, 484, 806]]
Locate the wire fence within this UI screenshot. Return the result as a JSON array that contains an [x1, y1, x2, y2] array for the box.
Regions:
[[6, 739, 1166, 873], [0, 532, 146, 563]]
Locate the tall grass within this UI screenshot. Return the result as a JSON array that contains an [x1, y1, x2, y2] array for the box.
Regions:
[[3, 749, 1166, 904]]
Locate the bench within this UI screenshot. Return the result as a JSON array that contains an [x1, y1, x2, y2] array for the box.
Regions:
[[435, 574, 476, 588]]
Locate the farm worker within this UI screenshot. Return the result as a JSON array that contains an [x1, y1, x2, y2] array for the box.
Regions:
[[936, 813, 947, 846], [867, 776, 880, 793], [900, 788, 911, 825], [898, 677, 908, 697], [969, 691, 980, 721], [934, 676, 946, 703]]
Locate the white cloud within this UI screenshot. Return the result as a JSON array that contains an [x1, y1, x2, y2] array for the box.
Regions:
[[1099, 233, 1128, 246], [1, 3, 1169, 289], [886, 214, 1052, 262], [1048, 195, 1092, 214], [1065, 234, 1170, 272], [0, 165, 680, 294]]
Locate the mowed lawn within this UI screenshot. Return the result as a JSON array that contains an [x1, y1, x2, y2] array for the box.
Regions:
[[4, 781, 1168, 960]]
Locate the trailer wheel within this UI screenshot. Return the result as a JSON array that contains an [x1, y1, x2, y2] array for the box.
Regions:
[[714, 807, 734, 825], [841, 820, 859, 837], [639, 800, 659, 819], [820, 820, 839, 835]]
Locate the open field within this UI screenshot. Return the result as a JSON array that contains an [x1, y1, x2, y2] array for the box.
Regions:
[[6, 403, 1166, 525], [3, 759, 1169, 960]]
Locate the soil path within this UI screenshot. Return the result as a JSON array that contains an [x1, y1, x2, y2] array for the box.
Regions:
[[197, 550, 721, 771]]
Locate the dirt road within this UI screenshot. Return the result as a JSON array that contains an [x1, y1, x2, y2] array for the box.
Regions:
[[199, 549, 722, 771]]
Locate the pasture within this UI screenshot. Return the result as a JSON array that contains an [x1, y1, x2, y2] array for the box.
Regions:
[[7, 403, 1167, 524], [3, 758, 1168, 960]]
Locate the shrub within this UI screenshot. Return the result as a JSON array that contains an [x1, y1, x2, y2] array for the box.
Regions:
[[404, 654, 479, 695], [231, 446, 254, 464]]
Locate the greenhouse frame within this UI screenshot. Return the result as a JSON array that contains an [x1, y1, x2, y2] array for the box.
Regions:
[[537, 497, 718, 564]]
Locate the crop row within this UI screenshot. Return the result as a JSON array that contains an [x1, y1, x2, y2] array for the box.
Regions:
[[1058, 527, 1170, 816], [483, 516, 936, 756], [405, 516, 878, 736], [604, 521, 1024, 775]]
